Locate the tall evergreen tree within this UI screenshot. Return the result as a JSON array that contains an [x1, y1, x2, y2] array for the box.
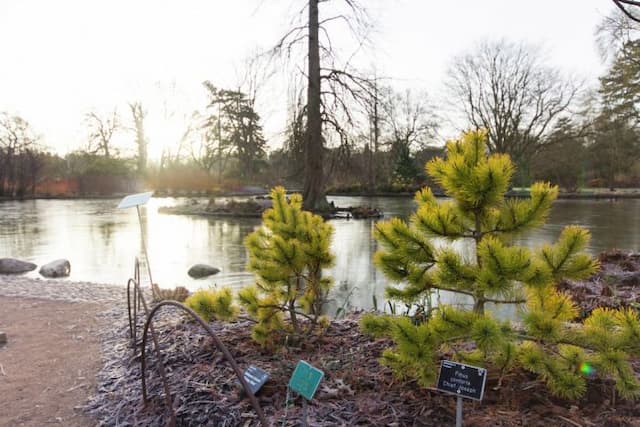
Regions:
[[590, 39, 640, 187], [589, 112, 639, 188], [391, 144, 421, 188], [226, 91, 266, 182], [199, 82, 267, 183], [599, 40, 640, 124]]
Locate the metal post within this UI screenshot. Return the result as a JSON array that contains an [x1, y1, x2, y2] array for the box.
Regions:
[[456, 396, 463, 427], [302, 398, 309, 427], [136, 205, 156, 298]]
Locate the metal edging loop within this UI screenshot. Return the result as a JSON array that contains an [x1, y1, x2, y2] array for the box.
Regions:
[[125, 258, 176, 426], [140, 301, 268, 426]]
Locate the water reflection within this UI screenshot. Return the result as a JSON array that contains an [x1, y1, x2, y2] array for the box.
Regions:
[[515, 199, 640, 253], [0, 196, 639, 313], [0, 200, 41, 257], [326, 220, 383, 315]]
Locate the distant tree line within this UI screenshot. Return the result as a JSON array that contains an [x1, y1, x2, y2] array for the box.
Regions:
[[2, 6, 640, 200]]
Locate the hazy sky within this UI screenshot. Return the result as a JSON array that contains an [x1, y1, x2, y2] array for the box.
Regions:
[[0, 0, 616, 159]]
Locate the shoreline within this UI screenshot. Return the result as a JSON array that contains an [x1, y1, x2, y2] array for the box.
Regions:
[[2, 188, 640, 202], [327, 189, 640, 199], [0, 275, 126, 304]]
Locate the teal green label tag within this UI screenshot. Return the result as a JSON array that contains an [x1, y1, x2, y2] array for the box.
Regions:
[[288, 360, 324, 400]]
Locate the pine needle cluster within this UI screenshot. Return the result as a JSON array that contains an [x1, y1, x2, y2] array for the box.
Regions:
[[361, 130, 640, 400], [185, 288, 239, 322]]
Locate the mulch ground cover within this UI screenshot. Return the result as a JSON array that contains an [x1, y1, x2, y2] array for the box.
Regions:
[[87, 252, 640, 426], [560, 250, 640, 318]]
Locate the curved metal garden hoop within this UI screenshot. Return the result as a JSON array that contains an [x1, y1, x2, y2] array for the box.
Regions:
[[125, 258, 177, 425], [126, 277, 140, 346], [126, 259, 139, 343], [126, 258, 144, 347], [140, 301, 267, 426]]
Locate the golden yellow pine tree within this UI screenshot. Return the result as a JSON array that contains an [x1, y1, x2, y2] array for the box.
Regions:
[[186, 187, 335, 346], [361, 130, 640, 399]]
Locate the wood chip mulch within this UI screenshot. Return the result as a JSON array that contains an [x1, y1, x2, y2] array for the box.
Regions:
[[559, 250, 640, 318], [86, 251, 640, 426]]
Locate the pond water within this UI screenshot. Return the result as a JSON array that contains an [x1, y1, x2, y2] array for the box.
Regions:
[[1, 196, 639, 314]]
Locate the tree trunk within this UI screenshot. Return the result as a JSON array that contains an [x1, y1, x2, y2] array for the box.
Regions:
[[473, 211, 485, 315], [303, 0, 329, 212], [371, 81, 379, 193], [0, 157, 6, 196], [136, 122, 147, 175], [218, 105, 223, 185]]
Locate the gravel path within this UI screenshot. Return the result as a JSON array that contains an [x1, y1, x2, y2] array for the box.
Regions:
[[0, 275, 126, 303], [0, 275, 132, 426], [0, 274, 157, 426]]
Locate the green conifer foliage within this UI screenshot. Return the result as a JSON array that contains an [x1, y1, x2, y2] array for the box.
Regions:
[[361, 130, 640, 400], [241, 186, 335, 345], [185, 288, 239, 322]]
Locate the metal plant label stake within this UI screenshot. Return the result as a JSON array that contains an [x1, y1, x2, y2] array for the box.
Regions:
[[436, 360, 487, 427], [117, 191, 155, 287], [288, 360, 324, 427], [242, 365, 270, 395]]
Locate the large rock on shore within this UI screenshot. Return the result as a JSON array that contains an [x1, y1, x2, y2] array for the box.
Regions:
[[0, 258, 37, 274], [39, 259, 71, 278], [188, 264, 220, 279]]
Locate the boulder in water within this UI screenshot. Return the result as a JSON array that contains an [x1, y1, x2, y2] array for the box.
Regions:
[[188, 264, 220, 279], [39, 259, 71, 278], [0, 258, 37, 274]]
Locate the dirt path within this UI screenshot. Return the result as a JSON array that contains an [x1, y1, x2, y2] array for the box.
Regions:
[[0, 296, 105, 426]]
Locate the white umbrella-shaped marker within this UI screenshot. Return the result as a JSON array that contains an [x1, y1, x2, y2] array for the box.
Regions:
[[117, 191, 155, 289]]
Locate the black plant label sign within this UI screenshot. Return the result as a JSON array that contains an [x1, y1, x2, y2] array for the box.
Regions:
[[242, 365, 270, 395], [436, 360, 487, 401]]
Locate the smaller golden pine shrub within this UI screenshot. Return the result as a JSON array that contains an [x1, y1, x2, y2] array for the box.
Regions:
[[184, 288, 239, 322]]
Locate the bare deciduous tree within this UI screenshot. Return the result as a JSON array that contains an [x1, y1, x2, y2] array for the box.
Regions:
[[128, 102, 148, 174], [446, 40, 579, 170], [159, 122, 191, 171], [277, 84, 307, 183], [190, 129, 219, 177], [85, 110, 120, 158], [0, 113, 41, 196], [364, 75, 381, 192], [597, 6, 640, 61], [612, 0, 640, 24], [380, 87, 438, 154], [271, 0, 374, 211]]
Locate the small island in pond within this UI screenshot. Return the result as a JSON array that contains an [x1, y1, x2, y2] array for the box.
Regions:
[[159, 196, 384, 220]]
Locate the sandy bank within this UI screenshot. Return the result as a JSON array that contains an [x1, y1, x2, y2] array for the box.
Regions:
[[0, 275, 125, 303]]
